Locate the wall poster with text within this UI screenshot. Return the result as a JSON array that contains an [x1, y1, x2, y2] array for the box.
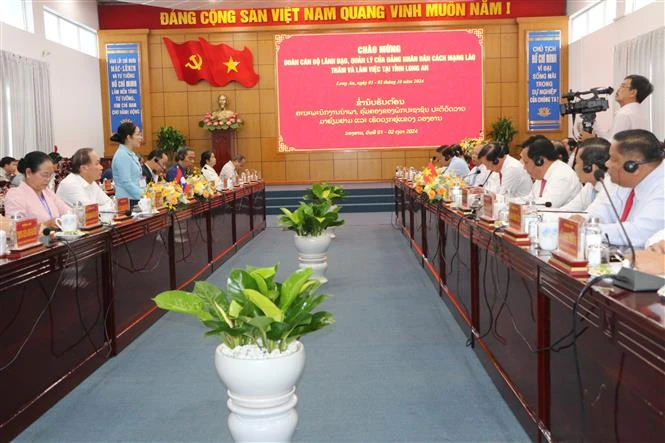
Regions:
[[527, 30, 561, 132], [106, 43, 143, 134]]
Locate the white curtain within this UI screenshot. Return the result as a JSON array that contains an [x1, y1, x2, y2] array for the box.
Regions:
[[0, 50, 54, 159], [613, 27, 665, 139]]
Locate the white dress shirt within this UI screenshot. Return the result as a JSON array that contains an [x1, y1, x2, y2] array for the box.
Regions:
[[646, 229, 665, 248], [484, 155, 532, 198], [559, 178, 616, 212], [528, 160, 581, 208], [465, 164, 490, 187], [56, 173, 114, 209], [219, 160, 237, 181], [599, 102, 650, 140], [201, 164, 221, 189], [587, 161, 665, 248], [444, 156, 470, 178]]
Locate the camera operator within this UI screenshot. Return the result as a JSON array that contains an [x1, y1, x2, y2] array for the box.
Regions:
[[580, 74, 654, 141]]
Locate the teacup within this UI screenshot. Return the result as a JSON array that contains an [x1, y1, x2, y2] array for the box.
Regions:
[[138, 197, 152, 214], [538, 220, 559, 251], [55, 213, 78, 233]]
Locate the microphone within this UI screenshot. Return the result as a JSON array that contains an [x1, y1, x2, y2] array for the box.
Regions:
[[479, 170, 493, 187], [538, 209, 588, 214], [462, 169, 482, 180], [591, 86, 614, 95], [39, 228, 55, 248], [533, 201, 553, 208], [592, 170, 662, 292]]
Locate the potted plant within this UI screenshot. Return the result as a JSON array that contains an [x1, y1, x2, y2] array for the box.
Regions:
[[303, 183, 346, 238], [488, 117, 518, 148], [153, 265, 335, 442], [156, 125, 186, 159], [279, 200, 344, 283]]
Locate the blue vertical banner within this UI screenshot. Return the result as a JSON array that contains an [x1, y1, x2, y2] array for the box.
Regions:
[[106, 43, 142, 134], [527, 31, 561, 131]]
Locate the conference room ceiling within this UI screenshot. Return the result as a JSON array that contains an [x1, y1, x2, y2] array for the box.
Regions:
[[98, 0, 420, 11]]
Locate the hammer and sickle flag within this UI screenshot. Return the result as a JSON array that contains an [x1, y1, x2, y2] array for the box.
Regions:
[[163, 37, 259, 88]]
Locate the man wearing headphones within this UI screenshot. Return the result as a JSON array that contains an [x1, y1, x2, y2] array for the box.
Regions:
[[560, 138, 614, 211], [481, 142, 531, 198], [464, 143, 490, 186], [166, 146, 195, 188], [586, 129, 664, 248], [520, 136, 581, 207], [438, 144, 469, 178]]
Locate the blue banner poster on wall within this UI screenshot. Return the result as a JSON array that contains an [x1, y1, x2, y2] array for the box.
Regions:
[[106, 43, 142, 134], [527, 31, 561, 131]]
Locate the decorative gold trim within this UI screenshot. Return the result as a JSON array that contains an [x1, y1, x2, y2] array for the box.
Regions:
[[274, 34, 290, 52], [278, 136, 296, 152], [467, 28, 484, 48]]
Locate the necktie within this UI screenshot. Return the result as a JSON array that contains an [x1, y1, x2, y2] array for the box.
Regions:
[[539, 179, 547, 197], [620, 189, 635, 222], [499, 172, 503, 186]]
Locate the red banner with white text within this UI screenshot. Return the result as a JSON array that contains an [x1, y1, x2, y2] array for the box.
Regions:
[[99, 1, 565, 30]]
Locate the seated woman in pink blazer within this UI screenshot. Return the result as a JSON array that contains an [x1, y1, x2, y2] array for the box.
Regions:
[[4, 151, 71, 228]]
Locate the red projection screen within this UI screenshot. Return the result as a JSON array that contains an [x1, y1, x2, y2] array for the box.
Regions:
[[276, 30, 483, 151]]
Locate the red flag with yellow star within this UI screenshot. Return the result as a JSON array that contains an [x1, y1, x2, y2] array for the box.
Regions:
[[198, 38, 260, 88], [162, 37, 216, 85]]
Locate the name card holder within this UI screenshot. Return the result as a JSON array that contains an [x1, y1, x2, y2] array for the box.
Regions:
[[550, 218, 588, 277], [82, 204, 100, 230], [115, 197, 130, 220], [479, 193, 495, 228], [13, 218, 40, 251], [503, 203, 530, 248]]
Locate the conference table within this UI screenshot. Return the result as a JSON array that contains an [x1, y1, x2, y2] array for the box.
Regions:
[[0, 183, 266, 441], [393, 179, 664, 443]]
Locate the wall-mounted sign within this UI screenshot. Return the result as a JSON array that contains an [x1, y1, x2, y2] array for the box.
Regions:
[[99, 1, 566, 30], [527, 30, 561, 131], [106, 43, 143, 134], [163, 38, 259, 87]]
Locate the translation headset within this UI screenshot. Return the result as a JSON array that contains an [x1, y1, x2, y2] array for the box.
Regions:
[[486, 143, 508, 165], [534, 156, 544, 167]]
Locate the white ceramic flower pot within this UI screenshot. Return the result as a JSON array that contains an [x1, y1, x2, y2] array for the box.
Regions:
[[294, 234, 332, 283], [328, 227, 336, 239], [215, 343, 306, 443]]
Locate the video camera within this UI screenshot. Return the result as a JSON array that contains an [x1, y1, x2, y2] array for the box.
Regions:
[[559, 87, 614, 134]]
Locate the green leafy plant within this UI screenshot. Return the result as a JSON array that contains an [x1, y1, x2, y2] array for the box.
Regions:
[[488, 117, 518, 146], [156, 126, 187, 157], [278, 200, 344, 237], [153, 265, 335, 353], [303, 183, 346, 204]]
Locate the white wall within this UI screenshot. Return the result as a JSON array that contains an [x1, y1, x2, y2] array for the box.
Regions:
[[0, 0, 103, 157], [568, 1, 664, 138]]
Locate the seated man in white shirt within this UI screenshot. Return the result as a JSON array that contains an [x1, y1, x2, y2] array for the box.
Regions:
[[560, 138, 613, 212], [586, 129, 665, 249], [465, 143, 491, 186], [519, 136, 581, 208], [438, 144, 469, 178], [56, 147, 114, 209], [480, 142, 532, 198], [219, 154, 246, 183]]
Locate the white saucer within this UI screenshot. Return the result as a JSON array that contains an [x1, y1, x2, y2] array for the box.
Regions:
[[55, 231, 86, 241]]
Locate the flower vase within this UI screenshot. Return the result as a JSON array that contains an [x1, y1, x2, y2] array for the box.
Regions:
[[215, 342, 306, 443], [211, 130, 233, 174]]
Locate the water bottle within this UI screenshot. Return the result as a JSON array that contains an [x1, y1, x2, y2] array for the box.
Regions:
[[75, 201, 85, 229], [0, 230, 7, 256], [523, 201, 540, 245], [584, 216, 603, 266], [451, 185, 462, 208], [8, 212, 25, 249]]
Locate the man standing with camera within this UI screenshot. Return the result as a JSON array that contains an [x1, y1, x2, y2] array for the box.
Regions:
[[580, 74, 654, 141]]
